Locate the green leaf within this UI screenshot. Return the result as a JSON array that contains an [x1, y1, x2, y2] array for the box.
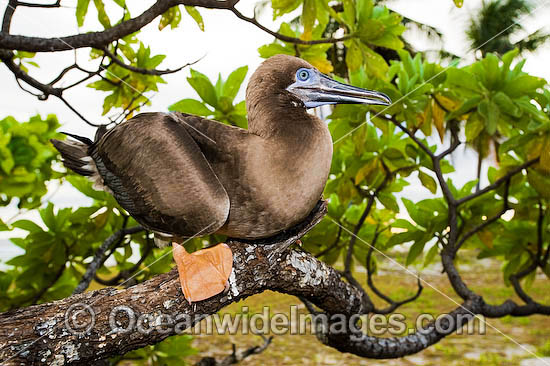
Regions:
[[12, 220, 43, 233], [93, 0, 111, 28], [258, 43, 294, 58], [187, 72, 218, 108], [301, 0, 317, 39], [185, 6, 204, 31], [76, 0, 91, 27], [406, 239, 426, 265], [359, 45, 388, 80], [465, 113, 484, 141], [446, 68, 479, 92], [478, 99, 499, 135], [387, 230, 422, 247], [168, 99, 212, 116], [39, 203, 56, 231], [271, 0, 302, 18], [453, 0, 463, 7], [418, 170, 437, 194], [402, 198, 430, 228], [493, 92, 521, 118], [159, 6, 182, 31], [356, 0, 373, 25], [378, 192, 399, 212], [346, 41, 363, 72], [423, 243, 439, 267], [223, 66, 248, 101], [528, 169, 550, 199]]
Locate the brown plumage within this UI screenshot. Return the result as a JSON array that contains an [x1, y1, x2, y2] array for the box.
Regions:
[[52, 55, 333, 240], [52, 54, 392, 244]]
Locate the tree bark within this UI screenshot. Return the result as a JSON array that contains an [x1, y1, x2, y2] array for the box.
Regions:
[[0, 201, 362, 365], [1, 199, 547, 365]]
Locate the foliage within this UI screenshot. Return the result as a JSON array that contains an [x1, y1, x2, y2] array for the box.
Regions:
[[1, 0, 550, 363], [169, 66, 249, 128], [88, 41, 167, 117], [0, 114, 62, 208], [120, 335, 197, 365], [466, 0, 550, 57]]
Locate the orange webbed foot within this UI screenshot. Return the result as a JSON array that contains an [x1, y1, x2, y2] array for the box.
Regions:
[[172, 243, 233, 303]]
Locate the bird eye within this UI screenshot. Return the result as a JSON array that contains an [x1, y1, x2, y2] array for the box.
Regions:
[[297, 69, 310, 82]]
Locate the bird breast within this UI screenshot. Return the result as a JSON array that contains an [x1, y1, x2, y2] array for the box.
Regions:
[[218, 120, 333, 239]]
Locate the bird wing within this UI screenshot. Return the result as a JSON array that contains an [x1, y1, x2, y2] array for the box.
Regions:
[[91, 112, 230, 237]]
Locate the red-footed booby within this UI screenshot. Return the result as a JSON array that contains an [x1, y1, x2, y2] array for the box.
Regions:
[[52, 54, 391, 303]]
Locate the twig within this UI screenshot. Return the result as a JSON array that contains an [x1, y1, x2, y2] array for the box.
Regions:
[[101, 46, 198, 76], [196, 335, 273, 366], [365, 230, 423, 314], [455, 179, 511, 251], [73, 225, 144, 294], [229, 7, 352, 46], [454, 178, 510, 251], [315, 226, 342, 258], [456, 158, 539, 206], [379, 114, 435, 159], [93, 234, 153, 286]]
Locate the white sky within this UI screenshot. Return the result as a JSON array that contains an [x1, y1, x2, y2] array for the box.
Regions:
[[1, 0, 549, 262]]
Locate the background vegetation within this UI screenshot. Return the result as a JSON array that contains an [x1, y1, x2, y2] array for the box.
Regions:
[[0, 0, 549, 364]]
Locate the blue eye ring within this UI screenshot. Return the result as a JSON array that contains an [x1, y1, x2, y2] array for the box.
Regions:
[[296, 68, 310, 82]]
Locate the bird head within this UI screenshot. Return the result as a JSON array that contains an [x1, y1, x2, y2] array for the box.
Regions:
[[247, 54, 391, 110]]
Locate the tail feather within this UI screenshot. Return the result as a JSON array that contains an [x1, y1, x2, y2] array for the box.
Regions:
[[51, 132, 111, 193], [60, 132, 93, 145], [51, 138, 94, 177]]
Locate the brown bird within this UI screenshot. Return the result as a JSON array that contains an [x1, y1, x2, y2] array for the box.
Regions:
[[52, 54, 391, 302]]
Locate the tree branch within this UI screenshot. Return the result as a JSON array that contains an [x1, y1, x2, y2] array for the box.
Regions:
[[101, 47, 197, 76], [1, 201, 548, 364], [1, 0, 178, 51], [380, 114, 435, 159], [314, 297, 482, 359], [195, 335, 273, 366], [229, 7, 353, 46], [454, 179, 511, 251], [509, 261, 538, 305], [73, 225, 144, 295], [0, 49, 105, 127], [93, 234, 153, 287], [456, 158, 539, 206], [365, 231, 423, 314], [0, 0, 352, 53]]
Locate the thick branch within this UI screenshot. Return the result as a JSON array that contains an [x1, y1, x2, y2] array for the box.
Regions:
[[0, 0, 182, 51], [315, 298, 482, 359], [2, 201, 368, 365], [0, 0, 351, 52]]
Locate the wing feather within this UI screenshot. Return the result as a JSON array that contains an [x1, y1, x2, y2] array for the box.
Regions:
[[92, 113, 230, 237]]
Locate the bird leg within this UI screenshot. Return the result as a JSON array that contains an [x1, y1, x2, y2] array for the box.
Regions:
[[172, 242, 233, 304]]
